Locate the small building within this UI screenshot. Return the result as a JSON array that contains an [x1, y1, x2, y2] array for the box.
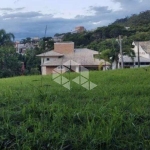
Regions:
[[53, 35, 64, 42], [37, 42, 110, 75], [15, 43, 35, 54], [72, 26, 86, 34], [15, 43, 27, 54], [15, 37, 40, 54], [125, 27, 130, 30], [31, 37, 40, 46]]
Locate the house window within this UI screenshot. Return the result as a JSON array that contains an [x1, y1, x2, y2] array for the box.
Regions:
[[47, 58, 50, 61], [140, 62, 146, 65], [124, 62, 133, 66], [57, 66, 65, 70], [19, 48, 23, 53], [135, 62, 150, 65], [145, 62, 150, 65]]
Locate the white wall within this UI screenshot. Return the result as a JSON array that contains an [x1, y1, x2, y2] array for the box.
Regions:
[[41, 57, 58, 65], [129, 65, 150, 68], [132, 43, 150, 59], [75, 66, 79, 72], [42, 66, 46, 75]]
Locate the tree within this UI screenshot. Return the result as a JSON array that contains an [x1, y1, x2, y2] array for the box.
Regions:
[[96, 38, 135, 69], [0, 29, 15, 46], [100, 49, 111, 70], [26, 37, 31, 43], [110, 38, 135, 69], [0, 46, 22, 77], [37, 37, 54, 52], [24, 45, 44, 74]]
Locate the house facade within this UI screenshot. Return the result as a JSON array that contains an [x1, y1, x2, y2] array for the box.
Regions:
[[37, 42, 110, 75], [116, 41, 150, 69]]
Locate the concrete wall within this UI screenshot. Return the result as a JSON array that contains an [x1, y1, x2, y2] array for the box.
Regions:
[[42, 66, 46, 75]]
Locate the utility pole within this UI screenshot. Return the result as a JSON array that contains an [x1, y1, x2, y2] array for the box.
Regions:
[[44, 25, 47, 51], [44, 25, 47, 37], [119, 35, 124, 69], [137, 42, 140, 68]]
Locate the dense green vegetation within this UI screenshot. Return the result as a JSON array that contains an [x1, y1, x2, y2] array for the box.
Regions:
[[0, 29, 22, 77], [0, 68, 150, 149], [112, 10, 150, 41], [62, 10, 150, 49], [0, 33, 54, 78], [0, 29, 14, 46], [113, 10, 150, 29], [19, 37, 54, 75], [0, 46, 22, 77]]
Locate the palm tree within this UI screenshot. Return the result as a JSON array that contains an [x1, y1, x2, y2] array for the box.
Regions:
[[111, 38, 135, 69], [0, 29, 15, 46], [111, 39, 120, 69], [99, 49, 111, 70]]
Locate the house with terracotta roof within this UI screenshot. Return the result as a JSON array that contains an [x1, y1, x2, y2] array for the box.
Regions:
[[37, 42, 110, 75]]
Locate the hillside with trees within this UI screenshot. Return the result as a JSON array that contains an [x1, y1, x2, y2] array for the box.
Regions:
[[62, 10, 150, 49], [112, 10, 150, 29]]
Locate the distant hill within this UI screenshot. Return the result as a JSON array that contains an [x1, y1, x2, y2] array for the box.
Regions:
[[112, 10, 150, 29], [57, 10, 150, 49]]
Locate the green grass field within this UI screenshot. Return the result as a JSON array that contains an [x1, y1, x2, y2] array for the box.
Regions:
[[0, 68, 150, 149]]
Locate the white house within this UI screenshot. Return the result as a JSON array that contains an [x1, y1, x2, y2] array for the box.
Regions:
[[117, 41, 150, 69]]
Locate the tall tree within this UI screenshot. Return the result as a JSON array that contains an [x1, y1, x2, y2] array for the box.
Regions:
[[0, 29, 15, 46], [0, 46, 22, 77]]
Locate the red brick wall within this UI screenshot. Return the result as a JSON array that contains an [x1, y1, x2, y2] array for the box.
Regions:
[[54, 42, 74, 54]]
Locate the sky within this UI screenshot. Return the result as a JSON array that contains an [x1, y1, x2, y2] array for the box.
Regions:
[[0, 0, 149, 40]]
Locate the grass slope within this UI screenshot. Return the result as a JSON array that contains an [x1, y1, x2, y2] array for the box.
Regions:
[[0, 68, 150, 149]]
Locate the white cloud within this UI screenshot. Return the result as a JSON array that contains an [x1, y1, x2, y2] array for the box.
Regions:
[[92, 21, 101, 25]]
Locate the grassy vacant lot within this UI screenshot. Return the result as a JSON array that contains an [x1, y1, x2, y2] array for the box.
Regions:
[[0, 68, 150, 150]]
